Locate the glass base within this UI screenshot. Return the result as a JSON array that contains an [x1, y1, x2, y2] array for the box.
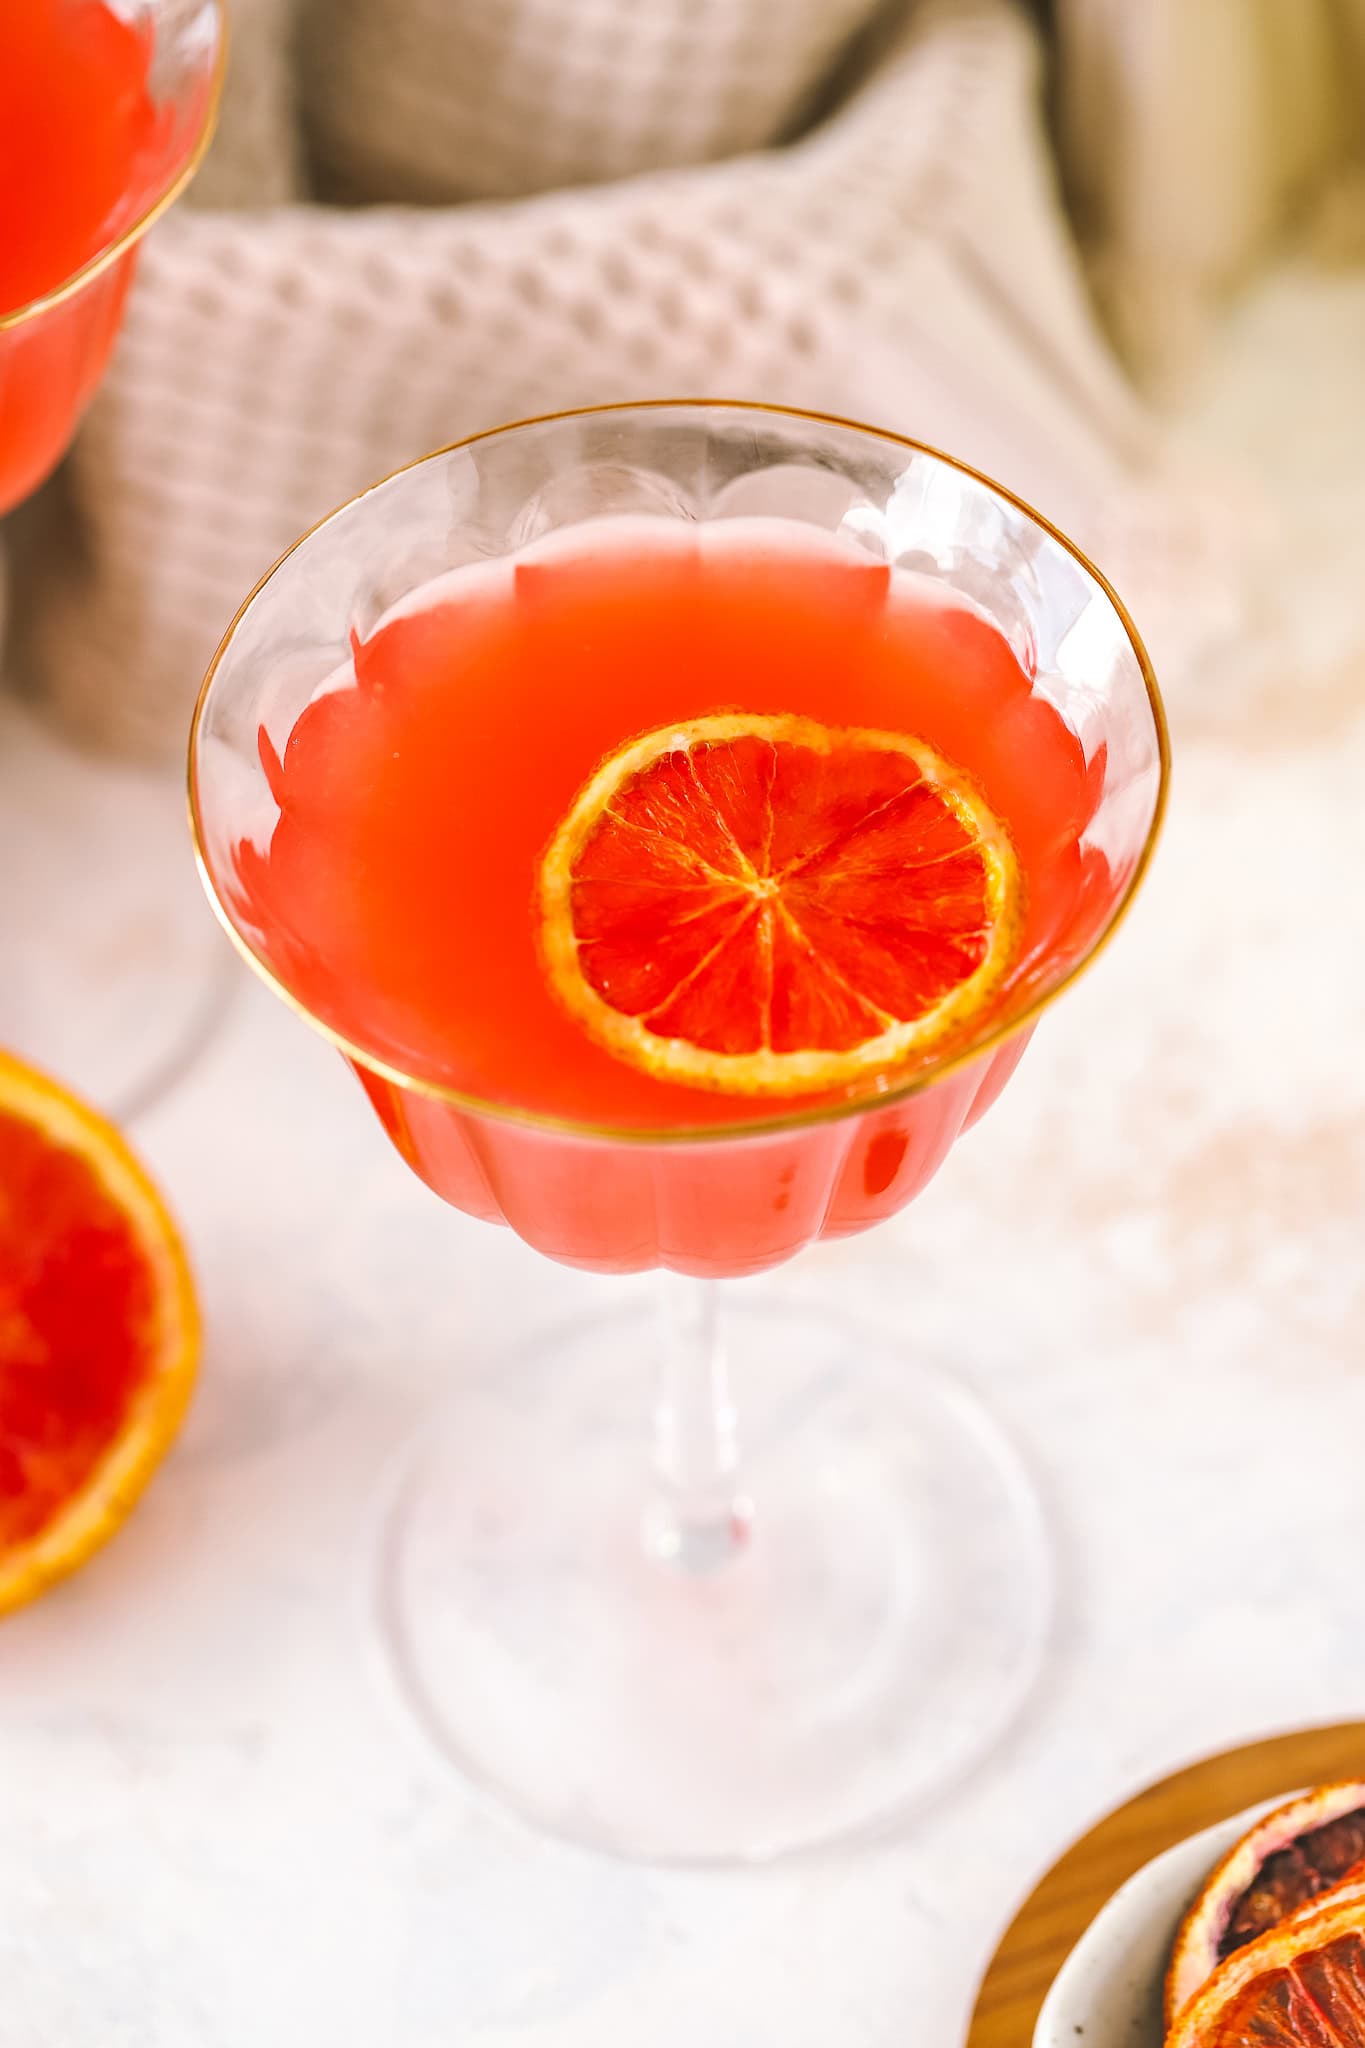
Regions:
[[373, 1296, 1050, 1865], [0, 686, 232, 1117]]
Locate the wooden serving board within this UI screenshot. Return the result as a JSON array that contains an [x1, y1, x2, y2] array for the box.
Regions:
[[966, 1722, 1365, 2048]]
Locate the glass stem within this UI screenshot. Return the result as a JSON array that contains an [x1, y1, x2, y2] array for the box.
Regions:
[[644, 1274, 752, 1572]]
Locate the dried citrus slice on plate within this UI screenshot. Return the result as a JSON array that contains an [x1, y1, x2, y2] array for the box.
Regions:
[[0, 1050, 197, 1616], [539, 713, 1020, 1095], [1167, 1868, 1365, 2048], [1168, 1785, 1365, 2023]]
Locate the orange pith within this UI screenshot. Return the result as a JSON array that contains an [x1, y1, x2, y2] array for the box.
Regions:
[[539, 713, 1020, 1096], [0, 1051, 197, 1616], [1167, 1874, 1365, 2048]]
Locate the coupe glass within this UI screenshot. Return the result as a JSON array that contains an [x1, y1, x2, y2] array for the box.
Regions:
[[0, 0, 227, 1115], [189, 402, 1168, 1863]]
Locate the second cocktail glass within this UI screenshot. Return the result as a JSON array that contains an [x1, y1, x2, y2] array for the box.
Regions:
[[0, 0, 225, 517], [0, 0, 226, 1117], [190, 402, 1167, 1862]]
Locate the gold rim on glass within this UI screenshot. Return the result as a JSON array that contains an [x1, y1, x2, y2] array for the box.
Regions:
[[0, 0, 229, 335], [188, 399, 1171, 1148]]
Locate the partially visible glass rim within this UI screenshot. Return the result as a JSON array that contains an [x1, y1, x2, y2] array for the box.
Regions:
[[187, 399, 1172, 1149], [0, 0, 229, 335]]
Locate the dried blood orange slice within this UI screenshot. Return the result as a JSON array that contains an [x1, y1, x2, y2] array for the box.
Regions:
[[0, 1051, 198, 1616], [1168, 1786, 1365, 2023], [1166, 1870, 1365, 2048], [539, 713, 1020, 1096]]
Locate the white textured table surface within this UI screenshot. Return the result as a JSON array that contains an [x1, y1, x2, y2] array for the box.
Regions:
[[4, 267, 1365, 2045]]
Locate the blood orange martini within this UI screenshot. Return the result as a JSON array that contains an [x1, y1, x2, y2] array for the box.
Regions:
[[191, 403, 1168, 1861], [0, 0, 226, 1117]]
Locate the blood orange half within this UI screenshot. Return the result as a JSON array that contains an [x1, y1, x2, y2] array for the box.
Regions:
[[1168, 1786, 1365, 2023], [539, 713, 1020, 1096], [0, 1051, 198, 1616], [1166, 1871, 1365, 2048]]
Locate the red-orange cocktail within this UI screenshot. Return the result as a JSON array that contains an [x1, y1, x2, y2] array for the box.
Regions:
[[0, 0, 224, 515], [190, 404, 1167, 1864], [228, 518, 1110, 1272]]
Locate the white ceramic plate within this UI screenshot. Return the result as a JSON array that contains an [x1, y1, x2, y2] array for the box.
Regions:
[[1034, 1797, 1287, 2048]]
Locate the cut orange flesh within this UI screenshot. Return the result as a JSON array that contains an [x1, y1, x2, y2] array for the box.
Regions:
[[539, 713, 1020, 1095], [1167, 1873, 1365, 2048], [0, 1051, 198, 1616]]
